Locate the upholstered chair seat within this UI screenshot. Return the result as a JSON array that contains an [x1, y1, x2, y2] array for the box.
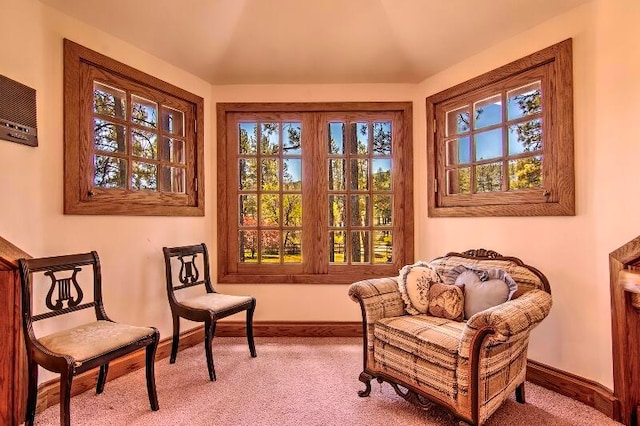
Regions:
[[180, 293, 254, 312], [38, 321, 157, 365]]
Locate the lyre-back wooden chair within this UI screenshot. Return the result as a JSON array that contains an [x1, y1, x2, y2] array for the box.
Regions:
[[163, 243, 256, 381], [18, 252, 160, 426]]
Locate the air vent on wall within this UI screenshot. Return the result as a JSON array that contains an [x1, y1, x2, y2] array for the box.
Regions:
[[0, 74, 37, 147]]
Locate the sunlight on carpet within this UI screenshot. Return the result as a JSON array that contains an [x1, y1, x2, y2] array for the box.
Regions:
[[34, 337, 620, 426]]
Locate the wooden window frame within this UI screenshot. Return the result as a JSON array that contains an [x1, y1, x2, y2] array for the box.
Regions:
[[426, 39, 574, 217], [217, 102, 414, 284], [63, 39, 205, 216]]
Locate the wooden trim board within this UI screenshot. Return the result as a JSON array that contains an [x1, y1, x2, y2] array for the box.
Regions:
[[34, 321, 619, 422]]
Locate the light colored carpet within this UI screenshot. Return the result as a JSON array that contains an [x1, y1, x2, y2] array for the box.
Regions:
[[35, 337, 620, 425]]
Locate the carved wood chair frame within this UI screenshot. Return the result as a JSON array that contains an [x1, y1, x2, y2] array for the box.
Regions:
[[18, 251, 159, 426], [162, 243, 256, 381]]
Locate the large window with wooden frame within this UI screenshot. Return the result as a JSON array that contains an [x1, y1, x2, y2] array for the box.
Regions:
[[426, 39, 574, 217], [64, 39, 204, 216], [217, 103, 413, 284]]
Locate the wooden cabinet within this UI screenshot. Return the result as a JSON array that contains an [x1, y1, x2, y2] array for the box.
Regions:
[[0, 237, 29, 425]]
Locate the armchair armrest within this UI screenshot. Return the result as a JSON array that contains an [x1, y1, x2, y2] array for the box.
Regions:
[[459, 289, 552, 357], [348, 277, 405, 323]]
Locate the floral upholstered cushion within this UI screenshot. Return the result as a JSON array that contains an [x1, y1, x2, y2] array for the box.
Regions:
[[398, 261, 442, 314], [447, 266, 517, 319], [428, 283, 465, 321], [38, 320, 155, 364]]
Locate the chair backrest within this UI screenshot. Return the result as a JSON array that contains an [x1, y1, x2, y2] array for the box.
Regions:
[[163, 243, 214, 298], [18, 251, 109, 338]]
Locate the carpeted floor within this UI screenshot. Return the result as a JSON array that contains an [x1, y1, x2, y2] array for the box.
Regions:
[[34, 337, 620, 426]]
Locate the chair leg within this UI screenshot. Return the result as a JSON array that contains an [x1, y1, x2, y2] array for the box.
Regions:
[[96, 363, 109, 394], [516, 382, 526, 404], [145, 332, 160, 411], [170, 314, 180, 364], [24, 358, 38, 426], [246, 302, 257, 358], [204, 320, 217, 381], [59, 366, 74, 426]]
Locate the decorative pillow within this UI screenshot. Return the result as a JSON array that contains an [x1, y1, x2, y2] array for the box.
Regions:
[[447, 265, 518, 319], [398, 261, 442, 314], [428, 283, 464, 321]]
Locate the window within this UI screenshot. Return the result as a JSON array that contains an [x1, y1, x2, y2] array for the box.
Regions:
[[217, 103, 413, 284], [63, 39, 204, 216], [426, 39, 574, 217]]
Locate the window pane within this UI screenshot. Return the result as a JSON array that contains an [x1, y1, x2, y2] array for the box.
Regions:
[[474, 94, 502, 129], [328, 159, 346, 190], [283, 158, 302, 190], [132, 161, 157, 190], [446, 167, 470, 195], [373, 231, 392, 264], [132, 128, 158, 159], [260, 194, 280, 226], [131, 95, 158, 128], [160, 137, 185, 163], [446, 137, 471, 165], [350, 159, 369, 190], [283, 231, 302, 264], [446, 106, 470, 136], [160, 106, 184, 136], [350, 195, 370, 226], [239, 159, 257, 190], [94, 155, 127, 188], [283, 122, 301, 155], [261, 123, 279, 155], [508, 81, 542, 120], [93, 82, 126, 119], [350, 122, 368, 154], [239, 123, 257, 154], [350, 231, 370, 263], [328, 122, 345, 154], [260, 159, 279, 190], [160, 166, 185, 193], [475, 162, 502, 192], [509, 156, 543, 190], [260, 231, 280, 263], [329, 231, 346, 264], [239, 230, 258, 263], [94, 119, 126, 153], [239, 194, 258, 226], [373, 195, 392, 226], [329, 195, 346, 227], [372, 122, 392, 155], [282, 194, 302, 227], [509, 118, 542, 154], [372, 159, 392, 190], [474, 128, 502, 161]]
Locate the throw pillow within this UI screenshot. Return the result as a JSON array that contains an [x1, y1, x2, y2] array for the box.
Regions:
[[428, 283, 464, 321], [398, 261, 442, 315], [446, 265, 518, 319]]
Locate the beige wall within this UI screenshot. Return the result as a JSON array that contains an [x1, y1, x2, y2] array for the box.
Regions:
[[0, 0, 215, 382], [415, 0, 640, 389], [2, 0, 638, 390]]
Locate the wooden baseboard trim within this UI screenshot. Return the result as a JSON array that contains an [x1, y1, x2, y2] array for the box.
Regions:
[[215, 321, 362, 337], [34, 321, 619, 422], [526, 359, 620, 420]]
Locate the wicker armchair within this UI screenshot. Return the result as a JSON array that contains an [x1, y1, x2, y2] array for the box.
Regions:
[[348, 249, 552, 425]]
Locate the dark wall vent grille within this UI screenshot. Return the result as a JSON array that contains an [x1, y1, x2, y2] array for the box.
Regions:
[[0, 74, 38, 147]]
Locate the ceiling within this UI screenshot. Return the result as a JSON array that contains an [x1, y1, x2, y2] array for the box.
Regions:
[[40, 0, 588, 85]]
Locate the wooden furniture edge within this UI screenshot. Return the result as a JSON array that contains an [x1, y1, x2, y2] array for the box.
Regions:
[[0, 235, 31, 270], [34, 321, 619, 422], [526, 359, 619, 420]]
